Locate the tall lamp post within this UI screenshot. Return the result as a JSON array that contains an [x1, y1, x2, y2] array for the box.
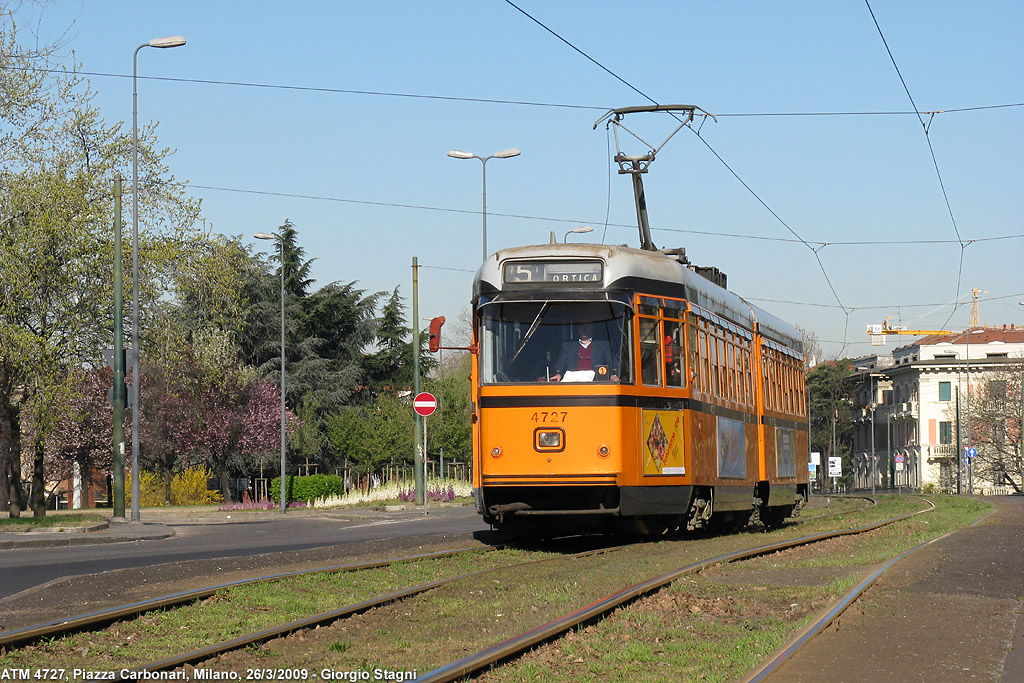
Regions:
[[131, 34, 185, 522], [255, 233, 288, 514], [446, 148, 520, 261], [949, 328, 982, 494]]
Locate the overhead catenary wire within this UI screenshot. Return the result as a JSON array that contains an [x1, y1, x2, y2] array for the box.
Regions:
[[183, 182, 1023, 248], [863, 0, 967, 332], [504, 0, 856, 352], [4, 13, 1019, 353], [2, 61, 1021, 118]]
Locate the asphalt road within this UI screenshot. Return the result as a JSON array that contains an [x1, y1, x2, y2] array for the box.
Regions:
[[0, 506, 491, 602]]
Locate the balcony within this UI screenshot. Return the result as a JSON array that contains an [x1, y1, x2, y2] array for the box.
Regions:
[[926, 443, 956, 464], [894, 401, 916, 417]]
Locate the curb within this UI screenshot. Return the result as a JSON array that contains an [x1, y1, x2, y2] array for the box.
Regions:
[[0, 523, 175, 550]]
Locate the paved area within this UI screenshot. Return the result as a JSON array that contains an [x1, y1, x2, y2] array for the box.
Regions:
[[0, 503, 436, 549], [3, 497, 1021, 681], [0, 517, 174, 549], [766, 495, 1024, 683]]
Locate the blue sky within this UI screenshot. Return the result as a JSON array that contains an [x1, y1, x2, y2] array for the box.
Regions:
[[17, 1, 1024, 359]]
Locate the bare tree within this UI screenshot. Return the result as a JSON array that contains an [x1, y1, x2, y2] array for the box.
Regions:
[[958, 358, 1023, 494]]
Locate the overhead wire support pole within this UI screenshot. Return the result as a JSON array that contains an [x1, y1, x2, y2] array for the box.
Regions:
[[412, 256, 424, 506]]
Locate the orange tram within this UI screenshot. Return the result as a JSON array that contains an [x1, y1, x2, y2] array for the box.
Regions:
[[470, 242, 808, 536]]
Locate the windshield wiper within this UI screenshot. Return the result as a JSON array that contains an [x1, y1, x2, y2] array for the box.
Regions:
[[508, 303, 549, 365]]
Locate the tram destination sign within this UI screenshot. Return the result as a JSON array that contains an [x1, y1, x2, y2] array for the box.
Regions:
[[503, 260, 603, 284]]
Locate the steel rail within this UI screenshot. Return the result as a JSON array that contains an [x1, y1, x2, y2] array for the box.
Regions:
[[116, 543, 638, 680], [0, 545, 492, 650], [414, 498, 932, 683], [741, 497, 995, 683], [796, 495, 873, 521]]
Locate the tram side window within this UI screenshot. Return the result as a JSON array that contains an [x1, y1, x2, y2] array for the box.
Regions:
[[664, 319, 683, 387], [743, 349, 753, 406], [727, 338, 737, 402], [763, 352, 774, 411], [708, 331, 719, 396], [774, 354, 783, 411], [639, 317, 662, 386], [785, 356, 795, 413], [688, 324, 699, 390], [717, 336, 727, 398], [699, 326, 709, 393]]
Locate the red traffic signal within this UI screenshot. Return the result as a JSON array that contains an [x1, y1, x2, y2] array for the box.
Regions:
[[428, 316, 446, 353]]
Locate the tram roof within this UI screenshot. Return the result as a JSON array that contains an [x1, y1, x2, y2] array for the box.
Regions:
[[474, 243, 803, 354]]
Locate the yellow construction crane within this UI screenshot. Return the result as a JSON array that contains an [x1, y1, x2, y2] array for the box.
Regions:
[[968, 288, 989, 329], [867, 319, 953, 345]]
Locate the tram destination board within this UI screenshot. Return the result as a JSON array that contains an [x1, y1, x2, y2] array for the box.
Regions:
[[503, 260, 603, 284]]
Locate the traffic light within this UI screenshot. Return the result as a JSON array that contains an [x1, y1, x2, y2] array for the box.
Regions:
[[428, 316, 446, 353]]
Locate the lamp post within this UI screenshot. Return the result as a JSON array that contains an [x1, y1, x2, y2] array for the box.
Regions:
[[131, 34, 185, 522], [949, 329, 981, 494], [564, 225, 594, 242], [446, 148, 520, 261], [255, 233, 287, 514], [869, 373, 878, 494]]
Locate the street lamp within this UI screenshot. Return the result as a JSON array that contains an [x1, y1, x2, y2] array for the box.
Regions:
[[964, 328, 983, 494], [446, 148, 520, 261], [131, 34, 185, 522], [255, 232, 287, 514], [869, 373, 879, 494], [564, 226, 594, 242]]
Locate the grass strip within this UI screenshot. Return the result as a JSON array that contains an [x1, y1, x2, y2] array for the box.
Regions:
[[480, 495, 990, 682], [2, 495, 987, 683]]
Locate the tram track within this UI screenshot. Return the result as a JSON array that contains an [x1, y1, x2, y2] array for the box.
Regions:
[[415, 497, 929, 683], [0, 546, 496, 650], [0, 496, 855, 653], [1, 496, 939, 682]]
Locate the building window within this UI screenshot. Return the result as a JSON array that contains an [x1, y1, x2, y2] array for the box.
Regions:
[[939, 381, 951, 402], [939, 421, 953, 445], [993, 422, 1005, 444], [989, 380, 1007, 401]]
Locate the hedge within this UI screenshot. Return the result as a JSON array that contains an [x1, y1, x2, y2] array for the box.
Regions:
[[269, 473, 346, 503]]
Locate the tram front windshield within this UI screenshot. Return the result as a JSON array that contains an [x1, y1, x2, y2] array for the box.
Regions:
[[479, 301, 632, 384]]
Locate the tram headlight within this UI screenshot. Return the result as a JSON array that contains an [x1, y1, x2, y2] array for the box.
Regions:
[[598, 445, 610, 457], [534, 428, 564, 452], [490, 447, 502, 458]]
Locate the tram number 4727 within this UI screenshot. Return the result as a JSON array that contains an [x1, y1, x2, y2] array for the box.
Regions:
[[531, 411, 568, 423]]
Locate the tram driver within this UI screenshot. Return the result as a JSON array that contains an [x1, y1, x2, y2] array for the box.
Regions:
[[549, 324, 618, 382]]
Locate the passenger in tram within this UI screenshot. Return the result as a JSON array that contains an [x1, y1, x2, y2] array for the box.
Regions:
[[549, 324, 618, 382]]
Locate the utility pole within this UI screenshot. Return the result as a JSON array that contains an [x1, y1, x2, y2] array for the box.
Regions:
[[412, 257, 424, 505], [111, 175, 126, 518]]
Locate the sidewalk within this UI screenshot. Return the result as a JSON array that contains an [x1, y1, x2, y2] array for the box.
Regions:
[[766, 495, 1024, 682], [0, 516, 175, 549]]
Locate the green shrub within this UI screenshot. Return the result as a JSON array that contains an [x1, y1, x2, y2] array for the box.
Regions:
[[270, 473, 346, 503]]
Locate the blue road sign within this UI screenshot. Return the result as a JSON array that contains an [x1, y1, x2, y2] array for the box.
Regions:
[[966, 446, 978, 460]]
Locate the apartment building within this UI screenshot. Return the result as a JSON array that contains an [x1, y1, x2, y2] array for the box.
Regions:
[[849, 326, 1023, 492]]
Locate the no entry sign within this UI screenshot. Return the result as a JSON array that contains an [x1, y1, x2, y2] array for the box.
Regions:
[[414, 392, 437, 417]]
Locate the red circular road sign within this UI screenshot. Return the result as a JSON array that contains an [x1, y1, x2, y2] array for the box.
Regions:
[[413, 392, 437, 417]]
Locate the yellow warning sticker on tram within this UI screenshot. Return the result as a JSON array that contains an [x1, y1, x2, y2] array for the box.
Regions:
[[642, 410, 684, 476]]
